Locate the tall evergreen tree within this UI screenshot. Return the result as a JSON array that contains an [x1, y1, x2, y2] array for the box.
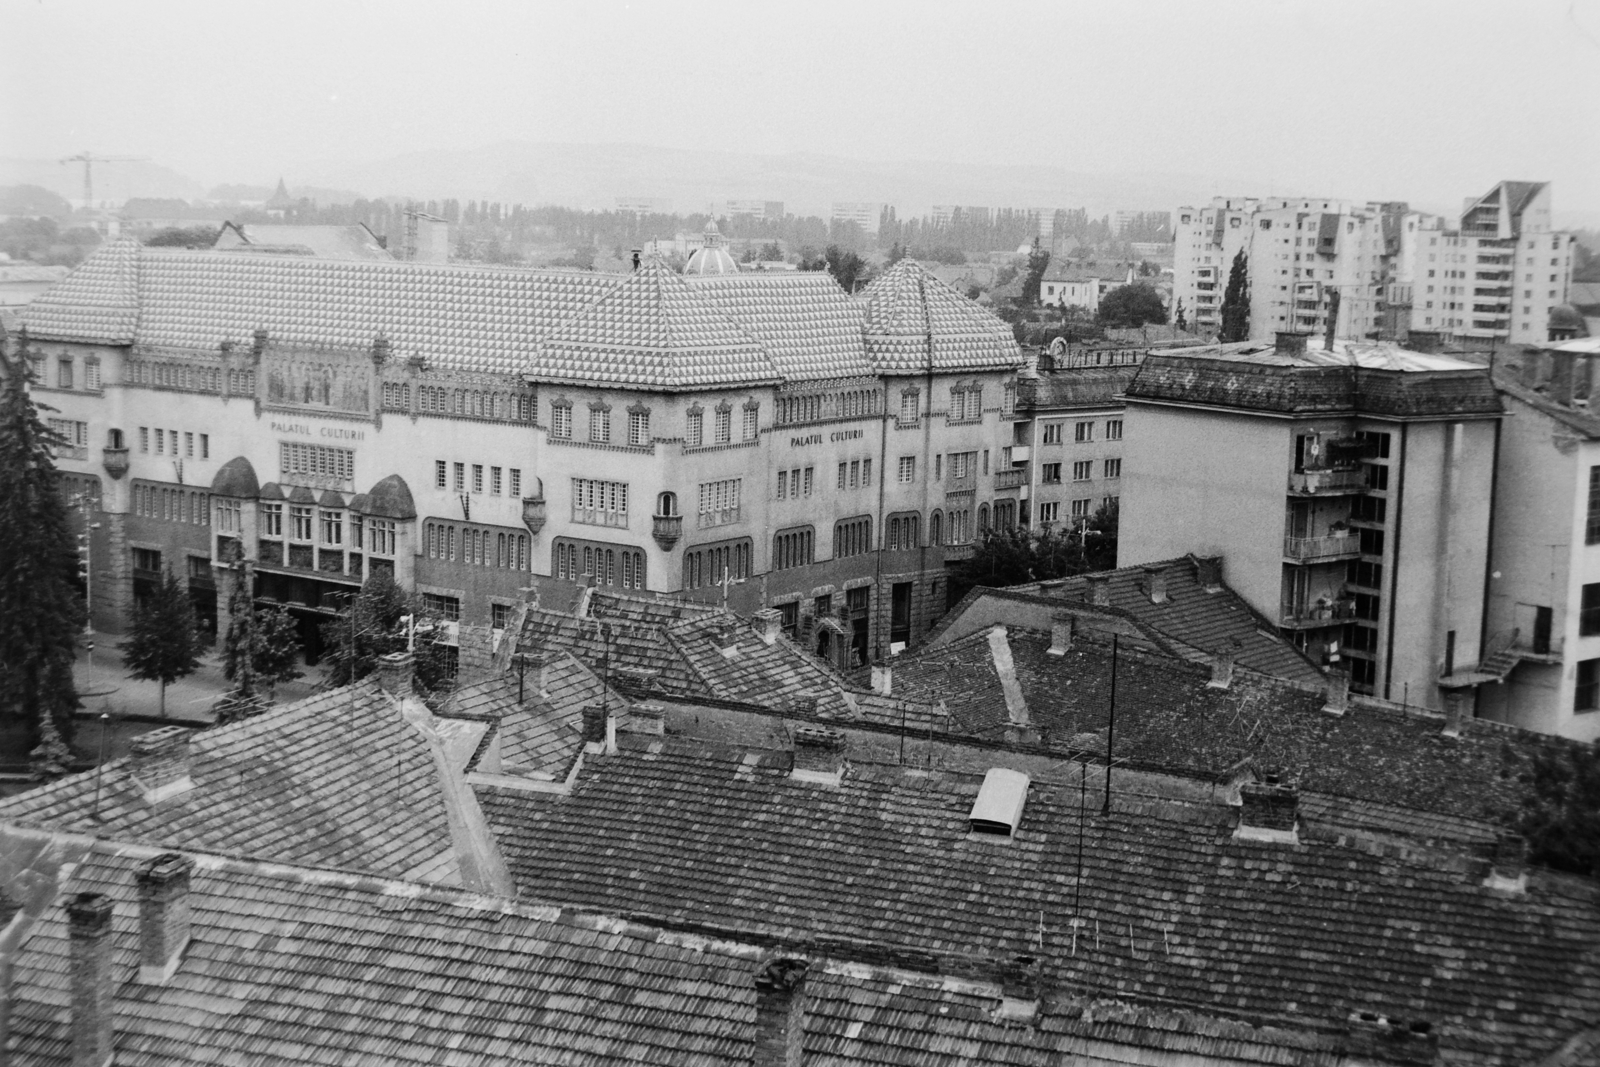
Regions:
[[1022, 239, 1051, 305], [1218, 249, 1251, 342], [220, 555, 303, 702], [0, 329, 82, 764], [120, 568, 203, 718]]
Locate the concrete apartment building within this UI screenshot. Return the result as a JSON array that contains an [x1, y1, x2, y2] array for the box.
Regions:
[[1481, 338, 1600, 740], [1171, 197, 1390, 341], [20, 233, 1021, 676], [830, 201, 883, 235], [723, 199, 784, 221], [1395, 182, 1575, 347], [1119, 333, 1503, 713]]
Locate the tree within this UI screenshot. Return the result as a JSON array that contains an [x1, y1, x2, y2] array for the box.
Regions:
[[885, 242, 907, 266], [1218, 249, 1251, 342], [1022, 240, 1050, 305], [220, 556, 303, 701], [822, 245, 869, 293], [0, 330, 82, 761], [143, 226, 220, 248], [949, 502, 1119, 604], [1518, 743, 1600, 877], [120, 568, 203, 718], [319, 573, 452, 692], [1097, 283, 1168, 328], [1174, 299, 1187, 332]]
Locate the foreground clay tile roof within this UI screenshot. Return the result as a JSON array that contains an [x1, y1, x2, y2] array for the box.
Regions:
[[856, 257, 1023, 374], [885, 623, 1548, 829], [479, 736, 1600, 1064], [529, 258, 781, 391], [0, 683, 461, 883]]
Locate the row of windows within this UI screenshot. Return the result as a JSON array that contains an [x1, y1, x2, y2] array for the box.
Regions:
[[772, 527, 815, 571], [132, 483, 210, 525], [139, 427, 211, 459], [684, 539, 752, 590], [947, 384, 983, 422], [47, 419, 89, 457], [1037, 497, 1116, 523], [776, 388, 881, 426], [128, 360, 216, 393], [777, 466, 814, 499], [1042, 419, 1121, 444], [833, 516, 872, 558], [1042, 459, 1122, 482], [572, 478, 629, 527], [686, 402, 758, 447], [552, 540, 647, 589], [44, 355, 102, 391], [433, 460, 524, 498], [402, 384, 536, 421], [423, 521, 529, 569], [280, 443, 354, 484], [698, 479, 742, 527], [836, 459, 873, 490]]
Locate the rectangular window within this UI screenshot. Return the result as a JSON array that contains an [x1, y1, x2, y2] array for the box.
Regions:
[[290, 506, 313, 541], [184, 432, 194, 458], [1103, 458, 1122, 478], [1042, 462, 1062, 483], [862, 458, 872, 486], [628, 409, 649, 446], [490, 466, 502, 495], [280, 443, 355, 484], [713, 406, 731, 444], [453, 463, 465, 492], [1075, 421, 1094, 443], [215, 499, 240, 533], [742, 405, 758, 441], [1588, 467, 1600, 545], [472, 464, 484, 493], [949, 451, 976, 480], [1106, 419, 1123, 440], [509, 469, 521, 497], [1582, 585, 1600, 637], [261, 503, 283, 537], [850, 460, 861, 488], [368, 519, 395, 555], [1043, 422, 1063, 445], [898, 456, 916, 483], [1038, 501, 1061, 524], [802, 467, 813, 496], [838, 463, 848, 490], [421, 592, 461, 622], [85, 360, 101, 391], [571, 478, 630, 527], [777, 470, 788, 500], [698, 478, 742, 527], [320, 510, 342, 545], [899, 392, 918, 424], [199, 434, 209, 459], [435, 461, 447, 489], [1577, 659, 1600, 713], [552, 404, 572, 439], [492, 602, 514, 634], [687, 410, 704, 446], [590, 407, 611, 443], [1071, 498, 1092, 518], [965, 387, 982, 420], [140, 427, 149, 453], [1073, 460, 1092, 481], [156, 429, 165, 454], [58, 359, 73, 390]]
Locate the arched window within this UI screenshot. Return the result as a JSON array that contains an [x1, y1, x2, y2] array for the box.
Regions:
[[657, 491, 677, 516], [978, 503, 990, 533], [929, 509, 943, 547]]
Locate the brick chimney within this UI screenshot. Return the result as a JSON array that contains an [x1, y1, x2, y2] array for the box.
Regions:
[[752, 608, 784, 646], [66, 892, 116, 1067], [137, 852, 193, 985], [791, 726, 846, 785], [1207, 645, 1235, 689], [612, 666, 658, 699], [994, 954, 1041, 1021], [1084, 573, 1111, 607], [1322, 670, 1351, 717], [377, 651, 415, 698], [1193, 555, 1223, 592], [129, 726, 193, 804], [1047, 614, 1074, 656], [870, 660, 892, 695], [753, 958, 808, 1067], [1442, 689, 1468, 738], [1142, 565, 1168, 604], [581, 703, 616, 754], [1485, 833, 1527, 893], [1236, 774, 1299, 843], [629, 703, 666, 736]]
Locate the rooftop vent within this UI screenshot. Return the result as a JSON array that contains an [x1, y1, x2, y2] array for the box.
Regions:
[[1193, 555, 1223, 592], [129, 726, 194, 805], [1047, 614, 1074, 656], [968, 768, 1031, 838], [791, 726, 846, 785], [1322, 670, 1351, 717], [1484, 832, 1527, 894], [1236, 773, 1299, 844], [751, 608, 784, 646], [1084, 573, 1111, 607], [1141, 565, 1168, 604]]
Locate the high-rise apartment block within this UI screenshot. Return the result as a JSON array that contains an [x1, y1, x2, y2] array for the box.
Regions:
[[723, 200, 785, 221], [830, 202, 884, 235]]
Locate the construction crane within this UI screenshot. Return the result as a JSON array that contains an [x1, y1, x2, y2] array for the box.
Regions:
[[58, 152, 148, 210]]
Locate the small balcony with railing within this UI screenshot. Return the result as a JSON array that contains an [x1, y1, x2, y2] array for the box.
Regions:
[[1283, 531, 1361, 564], [1280, 597, 1356, 629], [994, 467, 1027, 491], [1287, 467, 1368, 496]]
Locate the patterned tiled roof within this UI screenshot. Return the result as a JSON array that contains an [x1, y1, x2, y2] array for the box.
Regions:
[[25, 241, 616, 376], [529, 259, 781, 391], [856, 257, 1023, 374], [0, 683, 460, 884], [479, 738, 1600, 1064], [686, 271, 878, 380]]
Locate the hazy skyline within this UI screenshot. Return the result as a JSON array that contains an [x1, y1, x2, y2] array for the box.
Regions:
[[5, 0, 1599, 220]]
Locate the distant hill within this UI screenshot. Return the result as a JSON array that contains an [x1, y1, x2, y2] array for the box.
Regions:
[[0, 184, 72, 218], [303, 141, 1261, 218], [0, 158, 203, 205]]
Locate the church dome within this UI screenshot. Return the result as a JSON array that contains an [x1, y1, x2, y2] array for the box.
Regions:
[[683, 219, 739, 276]]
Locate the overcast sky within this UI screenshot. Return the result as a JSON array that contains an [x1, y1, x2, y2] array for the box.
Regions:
[[4, 0, 1598, 218]]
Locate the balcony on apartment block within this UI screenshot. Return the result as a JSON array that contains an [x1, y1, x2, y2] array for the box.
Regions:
[[994, 467, 1028, 490], [1283, 532, 1362, 563], [1280, 598, 1356, 629]]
